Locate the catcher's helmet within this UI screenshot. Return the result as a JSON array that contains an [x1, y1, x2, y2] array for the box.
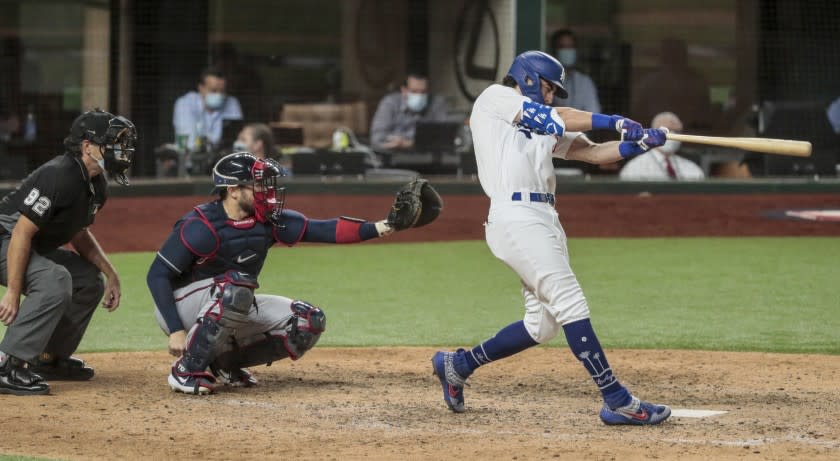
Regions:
[[64, 108, 138, 185], [212, 152, 286, 223], [507, 51, 568, 103]]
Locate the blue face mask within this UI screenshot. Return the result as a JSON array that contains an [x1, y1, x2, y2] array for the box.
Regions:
[[405, 92, 428, 112], [204, 92, 225, 110], [556, 48, 577, 68], [233, 140, 249, 152]]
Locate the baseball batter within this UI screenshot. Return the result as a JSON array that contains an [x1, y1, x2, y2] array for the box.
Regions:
[[147, 152, 403, 395], [432, 51, 671, 425]]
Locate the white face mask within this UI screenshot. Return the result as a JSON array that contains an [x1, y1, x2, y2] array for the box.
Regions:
[[233, 140, 249, 152], [556, 48, 577, 67], [405, 92, 428, 112], [204, 92, 225, 110], [660, 139, 681, 154], [91, 146, 107, 177]]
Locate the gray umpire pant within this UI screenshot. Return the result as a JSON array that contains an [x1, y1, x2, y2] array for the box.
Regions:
[[0, 235, 105, 363]]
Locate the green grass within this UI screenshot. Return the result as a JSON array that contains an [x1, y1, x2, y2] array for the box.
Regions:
[[1, 238, 838, 354]]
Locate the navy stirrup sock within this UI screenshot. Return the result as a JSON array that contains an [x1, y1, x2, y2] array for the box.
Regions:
[[462, 320, 538, 375], [562, 318, 631, 409]]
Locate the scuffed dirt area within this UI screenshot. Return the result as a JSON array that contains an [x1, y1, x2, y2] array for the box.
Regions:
[[1, 349, 838, 460]]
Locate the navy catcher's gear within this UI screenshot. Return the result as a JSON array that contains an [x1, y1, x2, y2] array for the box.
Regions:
[[215, 270, 258, 328], [507, 51, 568, 103], [212, 152, 286, 223], [64, 109, 138, 185], [173, 271, 257, 381], [212, 300, 326, 370], [284, 300, 326, 359]]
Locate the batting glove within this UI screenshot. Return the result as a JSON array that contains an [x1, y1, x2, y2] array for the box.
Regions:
[[638, 127, 668, 150], [592, 114, 644, 141]]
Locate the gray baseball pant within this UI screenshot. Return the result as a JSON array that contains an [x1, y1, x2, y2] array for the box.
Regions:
[[0, 236, 105, 362]]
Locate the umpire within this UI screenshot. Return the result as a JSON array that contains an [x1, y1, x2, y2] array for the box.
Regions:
[[0, 109, 137, 395]]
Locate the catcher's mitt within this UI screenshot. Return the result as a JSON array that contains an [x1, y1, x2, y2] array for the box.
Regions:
[[386, 178, 443, 230]]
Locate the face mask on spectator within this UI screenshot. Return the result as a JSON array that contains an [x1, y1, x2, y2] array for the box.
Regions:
[[204, 92, 225, 110], [405, 92, 428, 112], [233, 140, 249, 152], [660, 140, 681, 154], [556, 49, 577, 67]]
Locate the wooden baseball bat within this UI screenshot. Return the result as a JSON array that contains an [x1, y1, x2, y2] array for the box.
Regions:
[[665, 132, 812, 157]]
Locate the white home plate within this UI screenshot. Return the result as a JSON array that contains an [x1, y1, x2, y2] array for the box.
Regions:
[[671, 409, 728, 418]]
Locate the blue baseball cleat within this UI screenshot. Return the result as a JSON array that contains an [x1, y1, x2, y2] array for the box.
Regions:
[[599, 396, 671, 425], [431, 350, 469, 413]]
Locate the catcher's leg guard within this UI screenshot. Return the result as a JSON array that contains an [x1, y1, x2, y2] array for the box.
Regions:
[[212, 300, 326, 370], [170, 272, 257, 394]]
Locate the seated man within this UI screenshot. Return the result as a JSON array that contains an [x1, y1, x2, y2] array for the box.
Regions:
[[619, 112, 705, 181], [370, 73, 451, 150], [233, 123, 275, 160], [173, 66, 243, 153]]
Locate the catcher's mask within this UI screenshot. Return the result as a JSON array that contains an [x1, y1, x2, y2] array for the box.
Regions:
[[212, 152, 286, 223], [64, 108, 138, 185]]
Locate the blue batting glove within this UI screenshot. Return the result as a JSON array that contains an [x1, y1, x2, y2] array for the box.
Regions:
[[638, 128, 667, 150], [591, 114, 643, 141], [616, 117, 644, 141]]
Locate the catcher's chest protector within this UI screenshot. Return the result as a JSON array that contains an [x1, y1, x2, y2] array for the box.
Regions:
[[186, 202, 275, 281]]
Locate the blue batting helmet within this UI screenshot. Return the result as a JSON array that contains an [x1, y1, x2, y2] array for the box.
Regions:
[[506, 51, 568, 103]]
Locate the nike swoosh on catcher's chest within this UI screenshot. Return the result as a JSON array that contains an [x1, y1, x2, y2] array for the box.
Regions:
[[236, 254, 256, 263]]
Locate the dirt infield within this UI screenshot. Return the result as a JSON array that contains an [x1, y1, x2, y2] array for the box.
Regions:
[[2, 349, 839, 461], [2, 193, 839, 460]]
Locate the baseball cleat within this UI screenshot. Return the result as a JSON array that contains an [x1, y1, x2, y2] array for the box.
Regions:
[[431, 350, 469, 413], [30, 354, 94, 381], [0, 356, 50, 396], [599, 396, 671, 425], [210, 365, 258, 387], [168, 361, 216, 395]]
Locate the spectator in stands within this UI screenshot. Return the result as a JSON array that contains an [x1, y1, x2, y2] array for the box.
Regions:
[[370, 73, 451, 150], [631, 38, 712, 133], [619, 112, 705, 181], [549, 29, 601, 113], [210, 42, 268, 123], [173, 66, 243, 153], [827, 96, 840, 134], [234, 123, 275, 160]]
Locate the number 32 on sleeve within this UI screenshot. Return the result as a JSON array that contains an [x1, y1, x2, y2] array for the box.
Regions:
[[22, 188, 51, 216]]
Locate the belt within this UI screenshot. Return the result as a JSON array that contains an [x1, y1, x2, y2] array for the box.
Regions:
[[511, 192, 555, 205]]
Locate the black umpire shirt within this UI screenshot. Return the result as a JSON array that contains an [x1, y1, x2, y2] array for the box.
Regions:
[[0, 153, 107, 254]]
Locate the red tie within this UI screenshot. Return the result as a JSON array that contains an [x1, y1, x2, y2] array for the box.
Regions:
[[663, 155, 677, 179]]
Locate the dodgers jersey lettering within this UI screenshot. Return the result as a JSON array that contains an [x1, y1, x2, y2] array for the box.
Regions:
[[470, 84, 580, 201]]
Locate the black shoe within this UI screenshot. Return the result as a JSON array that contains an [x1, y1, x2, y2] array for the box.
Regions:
[[0, 356, 51, 395], [30, 354, 95, 381]]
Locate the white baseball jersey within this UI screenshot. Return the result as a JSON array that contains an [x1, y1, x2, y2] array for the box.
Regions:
[[471, 84, 581, 202], [470, 84, 590, 342]]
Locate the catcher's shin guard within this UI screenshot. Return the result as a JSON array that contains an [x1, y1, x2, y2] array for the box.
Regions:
[[212, 300, 326, 369]]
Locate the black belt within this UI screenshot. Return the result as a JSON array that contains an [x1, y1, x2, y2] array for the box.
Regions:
[[511, 192, 555, 205]]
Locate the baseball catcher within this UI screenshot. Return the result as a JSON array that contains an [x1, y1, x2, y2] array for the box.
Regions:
[[147, 152, 440, 395]]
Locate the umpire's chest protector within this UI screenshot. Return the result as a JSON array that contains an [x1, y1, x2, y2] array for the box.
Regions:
[[185, 202, 275, 280]]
